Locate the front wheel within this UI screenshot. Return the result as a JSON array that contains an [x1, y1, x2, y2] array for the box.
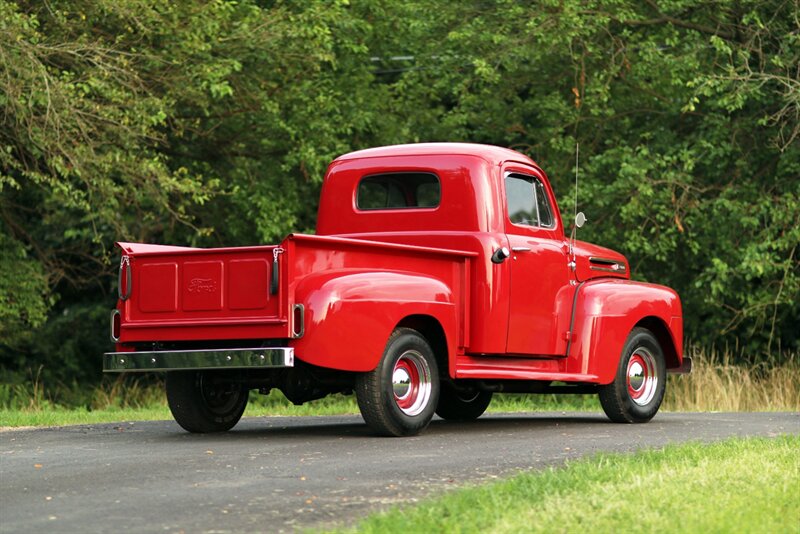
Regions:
[[598, 327, 666, 423], [356, 328, 440, 437], [166, 371, 248, 433]]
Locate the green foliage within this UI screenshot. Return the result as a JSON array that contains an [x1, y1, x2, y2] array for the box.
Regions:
[[0, 0, 797, 390], [0, 231, 50, 346]]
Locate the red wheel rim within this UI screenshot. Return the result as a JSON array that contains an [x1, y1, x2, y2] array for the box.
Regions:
[[626, 348, 658, 406], [392, 350, 432, 416]]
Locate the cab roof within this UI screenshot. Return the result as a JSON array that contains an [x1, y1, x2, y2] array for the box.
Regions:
[[335, 143, 538, 168]]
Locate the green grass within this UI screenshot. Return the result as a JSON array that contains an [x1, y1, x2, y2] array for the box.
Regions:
[[0, 406, 173, 428], [335, 435, 800, 534]]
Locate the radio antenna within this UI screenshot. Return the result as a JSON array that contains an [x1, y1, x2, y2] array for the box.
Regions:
[[574, 142, 579, 223], [568, 142, 585, 270]]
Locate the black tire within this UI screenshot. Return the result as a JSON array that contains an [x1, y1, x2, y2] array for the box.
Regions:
[[435, 386, 492, 421], [166, 371, 248, 433], [355, 328, 440, 437], [598, 327, 666, 423]]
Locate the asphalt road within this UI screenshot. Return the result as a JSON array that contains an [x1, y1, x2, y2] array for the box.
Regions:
[[1, 412, 798, 533]]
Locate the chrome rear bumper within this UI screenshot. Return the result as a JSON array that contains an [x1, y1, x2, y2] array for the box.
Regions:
[[103, 347, 294, 373]]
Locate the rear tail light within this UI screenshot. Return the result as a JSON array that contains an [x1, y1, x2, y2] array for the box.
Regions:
[[110, 309, 121, 343], [292, 304, 305, 338]]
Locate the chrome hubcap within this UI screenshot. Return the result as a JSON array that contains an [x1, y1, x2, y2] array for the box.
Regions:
[[392, 367, 411, 399], [627, 348, 658, 406], [629, 361, 645, 391], [392, 350, 432, 416]]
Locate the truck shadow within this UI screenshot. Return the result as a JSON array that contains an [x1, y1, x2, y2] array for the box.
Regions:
[[160, 412, 618, 443]]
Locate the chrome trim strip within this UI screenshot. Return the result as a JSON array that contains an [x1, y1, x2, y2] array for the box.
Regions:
[[588, 256, 627, 273], [103, 347, 294, 373], [589, 265, 627, 273], [109, 310, 121, 343]]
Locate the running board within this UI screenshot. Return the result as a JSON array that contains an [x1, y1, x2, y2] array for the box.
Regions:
[[455, 354, 598, 383]]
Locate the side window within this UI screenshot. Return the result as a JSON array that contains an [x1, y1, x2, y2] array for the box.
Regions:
[[505, 174, 555, 229], [357, 172, 440, 210], [506, 175, 537, 225]]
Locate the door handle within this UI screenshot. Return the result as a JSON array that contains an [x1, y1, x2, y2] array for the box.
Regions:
[[511, 247, 531, 252]]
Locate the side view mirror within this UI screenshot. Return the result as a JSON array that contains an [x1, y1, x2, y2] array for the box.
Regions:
[[568, 212, 586, 264]]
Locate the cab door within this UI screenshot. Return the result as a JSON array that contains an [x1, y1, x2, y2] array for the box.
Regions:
[[504, 171, 575, 356]]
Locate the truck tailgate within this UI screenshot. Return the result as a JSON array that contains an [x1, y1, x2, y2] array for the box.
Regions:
[[115, 242, 290, 343]]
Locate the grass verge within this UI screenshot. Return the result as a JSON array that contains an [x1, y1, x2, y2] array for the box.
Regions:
[[664, 346, 800, 411], [0, 406, 172, 428], [335, 435, 800, 534]]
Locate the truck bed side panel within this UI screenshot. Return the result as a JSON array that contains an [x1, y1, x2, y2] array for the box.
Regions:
[[287, 235, 471, 373]]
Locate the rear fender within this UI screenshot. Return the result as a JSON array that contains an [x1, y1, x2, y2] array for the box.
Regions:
[[291, 270, 458, 372], [568, 279, 683, 384]]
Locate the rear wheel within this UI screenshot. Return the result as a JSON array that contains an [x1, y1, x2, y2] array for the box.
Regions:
[[435, 386, 492, 421], [166, 371, 248, 433], [356, 328, 440, 436], [599, 327, 666, 423]]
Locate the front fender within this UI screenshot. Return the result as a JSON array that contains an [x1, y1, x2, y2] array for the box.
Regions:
[[568, 279, 683, 384], [291, 270, 457, 372]]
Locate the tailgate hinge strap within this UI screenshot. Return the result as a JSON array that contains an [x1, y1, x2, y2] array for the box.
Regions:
[[270, 247, 285, 295], [118, 256, 132, 301]]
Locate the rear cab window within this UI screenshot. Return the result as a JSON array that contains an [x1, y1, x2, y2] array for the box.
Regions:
[[357, 172, 440, 210]]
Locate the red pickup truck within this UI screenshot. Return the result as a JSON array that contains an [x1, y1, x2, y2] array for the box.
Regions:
[[104, 143, 689, 436]]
